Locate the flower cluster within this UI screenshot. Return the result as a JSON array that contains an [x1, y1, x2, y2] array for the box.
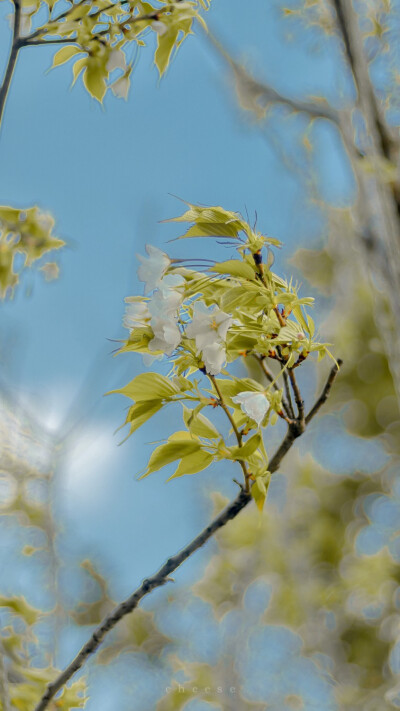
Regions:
[[113, 203, 333, 506]]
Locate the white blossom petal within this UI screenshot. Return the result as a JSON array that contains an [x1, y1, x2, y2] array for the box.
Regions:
[[123, 301, 150, 330], [232, 391, 269, 427], [106, 48, 127, 73], [149, 318, 181, 356], [137, 244, 171, 295], [201, 343, 226, 375], [186, 302, 232, 350]]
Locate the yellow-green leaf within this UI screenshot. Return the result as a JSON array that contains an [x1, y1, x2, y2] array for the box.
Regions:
[[83, 63, 107, 102], [109, 373, 179, 402], [141, 440, 201, 478], [167, 449, 213, 480], [183, 405, 219, 439], [211, 259, 255, 281], [51, 45, 82, 68], [155, 26, 179, 76]]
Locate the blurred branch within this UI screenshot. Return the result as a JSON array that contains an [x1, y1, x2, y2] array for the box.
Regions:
[[204, 28, 339, 124], [0, 641, 11, 711], [33, 360, 341, 711], [330, 0, 400, 406]]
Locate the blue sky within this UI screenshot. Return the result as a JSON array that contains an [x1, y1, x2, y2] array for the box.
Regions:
[[0, 0, 376, 705]]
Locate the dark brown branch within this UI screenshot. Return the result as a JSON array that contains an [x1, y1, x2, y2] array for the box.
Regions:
[[305, 360, 342, 425], [0, 0, 21, 129], [288, 369, 305, 424], [282, 368, 295, 420], [21, 37, 79, 46], [33, 359, 341, 711]]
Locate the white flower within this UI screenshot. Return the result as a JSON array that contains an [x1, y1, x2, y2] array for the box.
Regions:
[[147, 274, 184, 355], [149, 318, 181, 356], [232, 391, 269, 427], [152, 20, 168, 36], [123, 300, 151, 330], [148, 276, 184, 317], [137, 244, 171, 295], [185, 302, 232, 375], [201, 343, 227, 376], [106, 49, 127, 73], [186, 302, 232, 351]]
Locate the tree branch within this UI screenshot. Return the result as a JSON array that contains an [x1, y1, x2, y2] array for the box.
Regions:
[[33, 489, 252, 711], [33, 360, 341, 711], [305, 360, 342, 425], [288, 369, 304, 424], [0, 0, 22, 130]]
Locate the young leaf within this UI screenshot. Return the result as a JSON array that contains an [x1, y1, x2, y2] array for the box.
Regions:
[[251, 478, 268, 512], [141, 439, 201, 478], [155, 26, 179, 76], [110, 373, 179, 402], [229, 433, 261, 461], [211, 259, 255, 281], [183, 405, 219, 439], [51, 45, 82, 68], [83, 62, 107, 103], [167, 449, 213, 480], [126, 399, 163, 434]]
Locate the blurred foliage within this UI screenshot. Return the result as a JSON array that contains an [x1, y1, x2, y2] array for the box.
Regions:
[[0, 205, 64, 299], [8, 0, 211, 103]]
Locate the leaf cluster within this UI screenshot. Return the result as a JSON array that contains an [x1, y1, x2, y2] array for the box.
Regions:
[[0, 205, 63, 298], [113, 203, 334, 509]]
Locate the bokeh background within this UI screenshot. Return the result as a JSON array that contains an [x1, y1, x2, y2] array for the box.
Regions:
[[1, 1, 400, 709]]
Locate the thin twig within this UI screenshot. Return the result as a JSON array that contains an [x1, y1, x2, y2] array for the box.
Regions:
[[208, 374, 250, 491], [305, 360, 342, 425], [21, 37, 79, 46], [0, 0, 21, 129], [288, 369, 305, 423], [256, 356, 292, 419]]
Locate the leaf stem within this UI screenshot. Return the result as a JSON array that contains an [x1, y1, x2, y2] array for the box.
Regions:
[[208, 374, 250, 491]]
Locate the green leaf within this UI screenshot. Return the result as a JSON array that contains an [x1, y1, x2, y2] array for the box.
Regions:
[[141, 439, 201, 478], [183, 405, 219, 439], [72, 57, 87, 86], [166, 203, 249, 239], [126, 399, 163, 434], [155, 26, 179, 76], [251, 478, 267, 512], [83, 61, 107, 102], [167, 449, 213, 480], [211, 259, 255, 281], [51, 45, 82, 68], [229, 433, 261, 461], [110, 373, 179, 402]]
